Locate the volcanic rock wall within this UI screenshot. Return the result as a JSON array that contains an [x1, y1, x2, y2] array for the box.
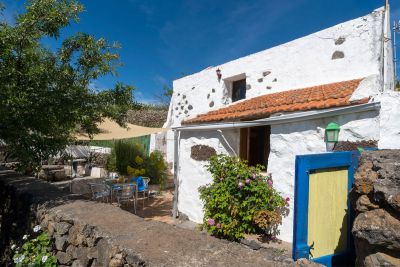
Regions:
[[351, 150, 400, 266]]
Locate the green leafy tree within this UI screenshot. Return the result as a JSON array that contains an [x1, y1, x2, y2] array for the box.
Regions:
[[0, 0, 135, 171]]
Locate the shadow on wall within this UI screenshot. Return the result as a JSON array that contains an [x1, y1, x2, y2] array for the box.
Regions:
[[332, 208, 355, 266], [180, 129, 240, 158], [270, 110, 379, 136]]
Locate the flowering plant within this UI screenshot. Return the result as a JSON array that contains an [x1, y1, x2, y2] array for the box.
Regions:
[[199, 155, 288, 240], [12, 225, 57, 266]]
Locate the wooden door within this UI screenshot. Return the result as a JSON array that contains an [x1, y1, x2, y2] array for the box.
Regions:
[[293, 151, 358, 266]]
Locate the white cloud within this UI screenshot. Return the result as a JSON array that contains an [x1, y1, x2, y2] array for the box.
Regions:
[[135, 91, 158, 104], [153, 74, 167, 85]]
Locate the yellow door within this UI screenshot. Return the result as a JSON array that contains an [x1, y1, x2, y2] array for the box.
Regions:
[[307, 168, 349, 258]]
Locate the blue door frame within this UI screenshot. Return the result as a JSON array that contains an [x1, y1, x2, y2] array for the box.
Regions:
[[292, 151, 359, 266]]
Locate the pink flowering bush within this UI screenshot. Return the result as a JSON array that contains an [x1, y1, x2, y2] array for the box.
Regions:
[[199, 154, 288, 240]]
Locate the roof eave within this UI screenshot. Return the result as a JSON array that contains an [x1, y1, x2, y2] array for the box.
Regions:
[[173, 102, 380, 131]]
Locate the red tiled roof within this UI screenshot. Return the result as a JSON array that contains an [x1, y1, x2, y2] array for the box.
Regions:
[[183, 78, 369, 124]]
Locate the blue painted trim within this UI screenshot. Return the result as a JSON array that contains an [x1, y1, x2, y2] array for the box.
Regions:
[[292, 151, 358, 267]]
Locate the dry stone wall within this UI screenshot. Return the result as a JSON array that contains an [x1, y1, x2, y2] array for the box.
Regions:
[[351, 150, 400, 267]]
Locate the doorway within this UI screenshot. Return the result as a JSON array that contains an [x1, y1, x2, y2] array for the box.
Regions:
[[239, 126, 271, 168]]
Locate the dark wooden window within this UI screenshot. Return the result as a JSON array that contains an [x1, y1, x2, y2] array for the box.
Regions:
[[240, 126, 271, 168], [232, 79, 246, 102]]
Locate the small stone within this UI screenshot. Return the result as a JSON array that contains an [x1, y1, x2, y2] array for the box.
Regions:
[[109, 258, 124, 267], [75, 247, 91, 267], [66, 245, 78, 259], [266, 86, 272, 90], [356, 195, 379, 212], [212, 88, 215, 93], [68, 226, 86, 247], [240, 239, 262, 250], [71, 260, 85, 267], [263, 71, 271, 76], [331, 51, 345, 59], [364, 252, 400, 267], [48, 221, 55, 236], [354, 161, 378, 195], [81, 224, 94, 238], [246, 84, 251, 90], [207, 94, 210, 99], [334, 37, 346, 45], [90, 259, 98, 267], [41, 214, 50, 228], [87, 247, 98, 259], [87, 235, 101, 247], [114, 254, 124, 260], [209, 101, 214, 108], [257, 78, 263, 83], [188, 105, 193, 110], [295, 258, 322, 266], [183, 95, 186, 99], [55, 235, 69, 251], [283, 258, 294, 264], [55, 222, 72, 235], [352, 209, 400, 250], [56, 251, 72, 265], [272, 78, 277, 82], [125, 254, 144, 265]]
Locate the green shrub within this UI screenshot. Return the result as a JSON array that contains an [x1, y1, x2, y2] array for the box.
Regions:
[[145, 150, 168, 188], [199, 154, 288, 240], [114, 140, 138, 175], [106, 140, 168, 187], [106, 147, 117, 172], [12, 225, 57, 266]]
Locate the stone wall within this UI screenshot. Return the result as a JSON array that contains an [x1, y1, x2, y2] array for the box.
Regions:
[[0, 169, 301, 267], [351, 150, 400, 266]]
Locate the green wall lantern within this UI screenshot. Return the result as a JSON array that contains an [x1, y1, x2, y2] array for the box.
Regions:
[[325, 122, 340, 143]]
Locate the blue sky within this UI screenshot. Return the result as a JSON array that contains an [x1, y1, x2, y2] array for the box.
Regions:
[[2, 0, 400, 103]]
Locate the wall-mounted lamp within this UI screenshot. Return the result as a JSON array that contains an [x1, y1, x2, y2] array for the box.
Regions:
[[216, 68, 222, 81], [325, 122, 340, 143]]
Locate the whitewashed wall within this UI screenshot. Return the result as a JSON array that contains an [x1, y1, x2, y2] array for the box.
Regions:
[[177, 129, 240, 222], [378, 91, 400, 149], [177, 110, 380, 242]]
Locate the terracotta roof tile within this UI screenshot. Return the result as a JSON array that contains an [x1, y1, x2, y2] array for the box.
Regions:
[[183, 78, 369, 124]]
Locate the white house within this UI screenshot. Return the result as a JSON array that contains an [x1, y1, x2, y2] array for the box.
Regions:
[[160, 6, 400, 242]]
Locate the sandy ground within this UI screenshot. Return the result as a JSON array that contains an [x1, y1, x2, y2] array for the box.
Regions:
[[121, 188, 176, 225]]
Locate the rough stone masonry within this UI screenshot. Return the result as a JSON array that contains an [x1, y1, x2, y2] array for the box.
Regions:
[[0, 169, 318, 267], [351, 150, 400, 267]]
